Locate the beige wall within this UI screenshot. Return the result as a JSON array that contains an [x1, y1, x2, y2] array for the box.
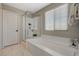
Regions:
[[2, 4, 25, 15], [0, 4, 3, 48], [33, 3, 79, 38]]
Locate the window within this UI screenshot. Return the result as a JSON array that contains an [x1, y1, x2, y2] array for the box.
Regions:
[[45, 4, 68, 31], [45, 10, 54, 30]]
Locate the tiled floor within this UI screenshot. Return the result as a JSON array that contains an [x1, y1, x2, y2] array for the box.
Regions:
[[0, 42, 32, 56]]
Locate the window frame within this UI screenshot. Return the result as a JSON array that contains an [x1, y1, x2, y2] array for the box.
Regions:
[[45, 4, 69, 31]]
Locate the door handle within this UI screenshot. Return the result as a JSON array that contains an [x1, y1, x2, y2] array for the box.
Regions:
[[16, 30, 18, 32]]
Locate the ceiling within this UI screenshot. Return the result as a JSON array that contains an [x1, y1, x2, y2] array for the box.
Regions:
[[4, 3, 50, 13]]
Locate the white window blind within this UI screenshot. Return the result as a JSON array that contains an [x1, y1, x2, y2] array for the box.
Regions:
[[45, 10, 54, 30], [45, 4, 68, 31]]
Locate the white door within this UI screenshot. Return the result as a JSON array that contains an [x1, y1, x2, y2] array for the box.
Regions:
[[3, 9, 19, 47]]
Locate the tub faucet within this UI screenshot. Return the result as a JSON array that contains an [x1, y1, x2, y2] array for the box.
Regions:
[[71, 39, 79, 47], [71, 38, 79, 56]]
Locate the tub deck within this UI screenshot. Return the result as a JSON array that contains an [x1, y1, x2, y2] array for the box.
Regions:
[[26, 36, 75, 56]]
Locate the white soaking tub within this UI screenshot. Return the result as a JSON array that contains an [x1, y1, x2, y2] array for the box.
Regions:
[[26, 35, 75, 56]]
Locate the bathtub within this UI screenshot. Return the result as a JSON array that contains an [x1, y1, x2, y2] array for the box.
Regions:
[[26, 35, 75, 56]]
